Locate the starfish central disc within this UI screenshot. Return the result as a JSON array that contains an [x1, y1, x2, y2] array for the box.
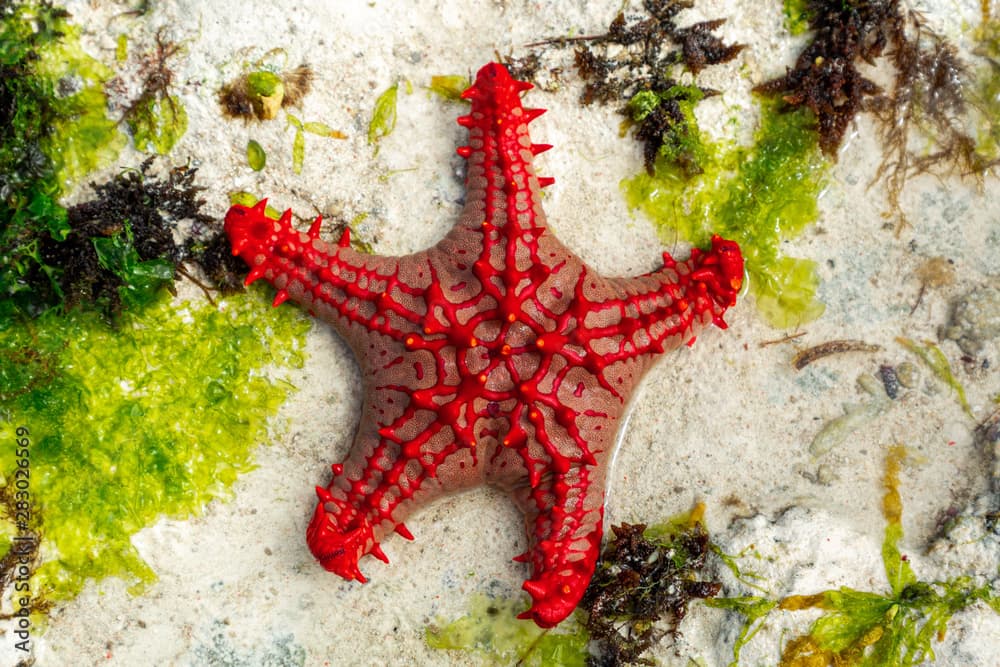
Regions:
[[225, 62, 743, 628]]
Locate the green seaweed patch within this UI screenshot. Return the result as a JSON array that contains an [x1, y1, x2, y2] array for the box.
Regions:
[[624, 99, 828, 328], [426, 593, 590, 666], [3, 159, 218, 322], [127, 94, 188, 155], [32, 18, 125, 184], [1, 2, 123, 315], [713, 445, 1000, 667], [0, 289, 309, 613]]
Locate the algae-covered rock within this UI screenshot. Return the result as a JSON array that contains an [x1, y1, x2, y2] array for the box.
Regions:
[[944, 285, 1000, 356]]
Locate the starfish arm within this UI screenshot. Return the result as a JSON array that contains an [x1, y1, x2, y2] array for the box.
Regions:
[[585, 235, 744, 366], [224, 201, 434, 342], [510, 464, 605, 628], [306, 422, 476, 583]]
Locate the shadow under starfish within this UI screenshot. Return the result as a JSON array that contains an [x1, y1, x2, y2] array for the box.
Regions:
[[224, 62, 743, 628]]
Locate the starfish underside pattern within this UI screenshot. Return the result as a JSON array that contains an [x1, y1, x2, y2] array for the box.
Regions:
[[224, 63, 743, 628]]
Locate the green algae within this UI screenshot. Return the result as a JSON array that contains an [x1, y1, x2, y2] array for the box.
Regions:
[[624, 99, 828, 328], [426, 594, 590, 666], [368, 82, 400, 154], [127, 94, 187, 155], [713, 445, 1000, 667], [782, 0, 814, 36], [624, 84, 711, 178], [90, 218, 175, 309], [973, 18, 1000, 160], [31, 20, 125, 184], [1, 2, 124, 314], [0, 289, 310, 612]]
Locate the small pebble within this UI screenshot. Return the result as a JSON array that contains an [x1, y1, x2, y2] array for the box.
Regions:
[[857, 372, 883, 396], [896, 361, 919, 388], [879, 365, 901, 399]]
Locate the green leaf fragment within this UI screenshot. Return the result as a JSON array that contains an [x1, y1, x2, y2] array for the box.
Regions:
[[896, 337, 973, 417], [292, 127, 305, 174], [368, 82, 400, 154], [247, 139, 266, 171], [810, 395, 889, 457], [428, 74, 471, 101], [228, 191, 281, 219]]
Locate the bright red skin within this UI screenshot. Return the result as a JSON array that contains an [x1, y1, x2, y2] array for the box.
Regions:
[[225, 63, 743, 628]]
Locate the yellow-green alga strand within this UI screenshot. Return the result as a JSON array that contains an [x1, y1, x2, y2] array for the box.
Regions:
[[302, 121, 346, 139], [624, 99, 828, 328], [881, 444, 916, 596], [896, 337, 973, 417], [0, 288, 309, 609]]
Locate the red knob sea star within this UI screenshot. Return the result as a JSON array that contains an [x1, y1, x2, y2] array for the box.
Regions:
[[224, 62, 743, 628]]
